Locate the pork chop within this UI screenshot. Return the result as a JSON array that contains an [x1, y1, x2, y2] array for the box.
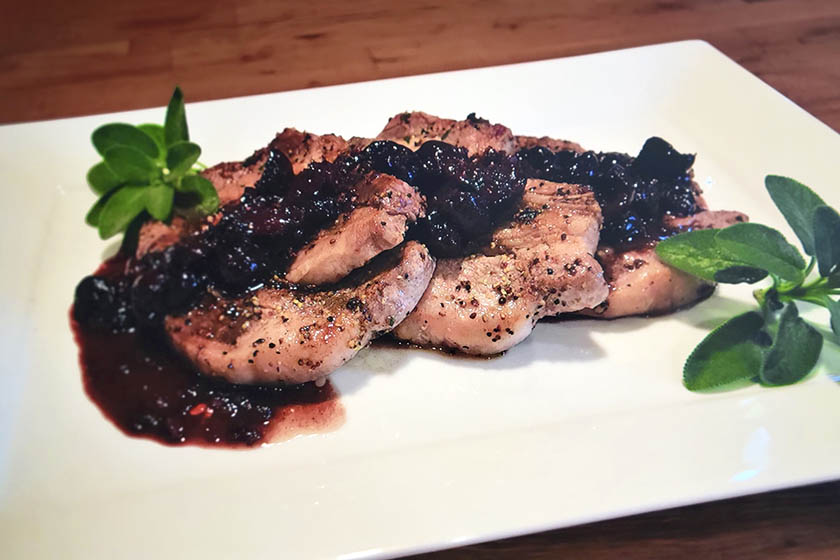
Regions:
[[165, 241, 435, 384], [394, 179, 608, 354], [376, 111, 515, 155], [269, 127, 349, 174], [585, 210, 749, 318], [286, 173, 425, 285]]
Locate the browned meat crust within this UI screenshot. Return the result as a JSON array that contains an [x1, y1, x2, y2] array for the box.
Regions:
[[165, 241, 435, 384], [136, 217, 194, 260], [286, 173, 425, 285], [376, 111, 515, 154], [514, 135, 584, 153], [394, 179, 607, 354], [268, 128, 349, 174], [665, 209, 747, 231]]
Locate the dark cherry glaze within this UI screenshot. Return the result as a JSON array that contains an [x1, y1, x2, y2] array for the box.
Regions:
[[73, 256, 343, 448]]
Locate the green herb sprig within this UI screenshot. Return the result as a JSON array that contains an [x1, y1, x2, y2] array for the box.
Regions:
[[85, 87, 219, 240], [656, 175, 840, 392]]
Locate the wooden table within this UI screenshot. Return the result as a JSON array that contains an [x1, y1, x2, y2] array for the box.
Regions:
[[3, 1, 838, 557]]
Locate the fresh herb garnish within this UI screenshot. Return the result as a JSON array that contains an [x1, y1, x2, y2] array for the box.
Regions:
[[656, 175, 839, 391], [85, 87, 219, 240]]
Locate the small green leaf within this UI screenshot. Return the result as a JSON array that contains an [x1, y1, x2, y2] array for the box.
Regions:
[[92, 123, 159, 159], [166, 141, 201, 178], [179, 174, 219, 215], [145, 183, 174, 221], [86, 162, 122, 195], [85, 190, 115, 227], [813, 205, 840, 277], [715, 223, 806, 282], [655, 229, 749, 282], [103, 146, 159, 184], [683, 311, 766, 391], [713, 265, 768, 284], [760, 303, 823, 386], [164, 87, 189, 147], [137, 123, 166, 160], [765, 175, 826, 256], [827, 298, 840, 339], [97, 186, 148, 239]]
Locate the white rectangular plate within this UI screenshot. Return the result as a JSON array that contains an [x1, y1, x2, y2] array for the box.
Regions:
[[1, 40, 839, 559]]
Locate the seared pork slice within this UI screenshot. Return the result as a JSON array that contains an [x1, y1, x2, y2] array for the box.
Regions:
[[137, 218, 195, 260], [166, 241, 435, 385], [665, 209, 747, 231], [394, 179, 608, 354], [269, 128, 349, 174], [586, 247, 713, 318], [585, 210, 749, 318], [492, 180, 602, 253], [135, 128, 351, 260], [515, 135, 584, 154], [377, 111, 515, 155], [286, 173, 425, 285]]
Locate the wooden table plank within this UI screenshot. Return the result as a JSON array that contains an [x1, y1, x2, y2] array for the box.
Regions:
[[2, 1, 839, 558], [408, 481, 840, 559], [2, 0, 839, 130]]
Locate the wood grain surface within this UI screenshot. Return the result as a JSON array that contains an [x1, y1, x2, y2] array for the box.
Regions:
[[3, 0, 839, 558]]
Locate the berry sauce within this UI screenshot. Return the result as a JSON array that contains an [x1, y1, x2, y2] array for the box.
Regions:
[[515, 136, 700, 249], [72, 255, 343, 448]]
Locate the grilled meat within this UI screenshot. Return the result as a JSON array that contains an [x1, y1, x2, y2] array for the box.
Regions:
[[286, 173, 425, 285], [394, 179, 607, 354], [165, 241, 434, 384], [515, 135, 584, 153], [377, 111, 515, 155], [584, 210, 749, 318], [136, 128, 350, 260]]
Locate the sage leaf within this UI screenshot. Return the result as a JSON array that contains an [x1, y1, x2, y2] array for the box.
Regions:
[[164, 87, 189, 147], [103, 146, 159, 184], [760, 303, 823, 386], [713, 265, 768, 285], [655, 229, 749, 282], [827, 298, 840, 339], [166, 141, 201, 178], [92, 123, 159, 159], [86, 162, 122, 195], [813, 205, 840, 277], [145, 183, 174, 221], [137, 123, 166, 160], [715, 223, 806, 282], [179, 174, 219, 215], [764, 289, 784, 311], [97, 186, 148, 239], [765, 175, 826, 256], [683, 311, 766, 391]]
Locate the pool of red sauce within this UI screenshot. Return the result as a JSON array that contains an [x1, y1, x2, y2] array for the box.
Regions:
[[72, 256, 344, 448]]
